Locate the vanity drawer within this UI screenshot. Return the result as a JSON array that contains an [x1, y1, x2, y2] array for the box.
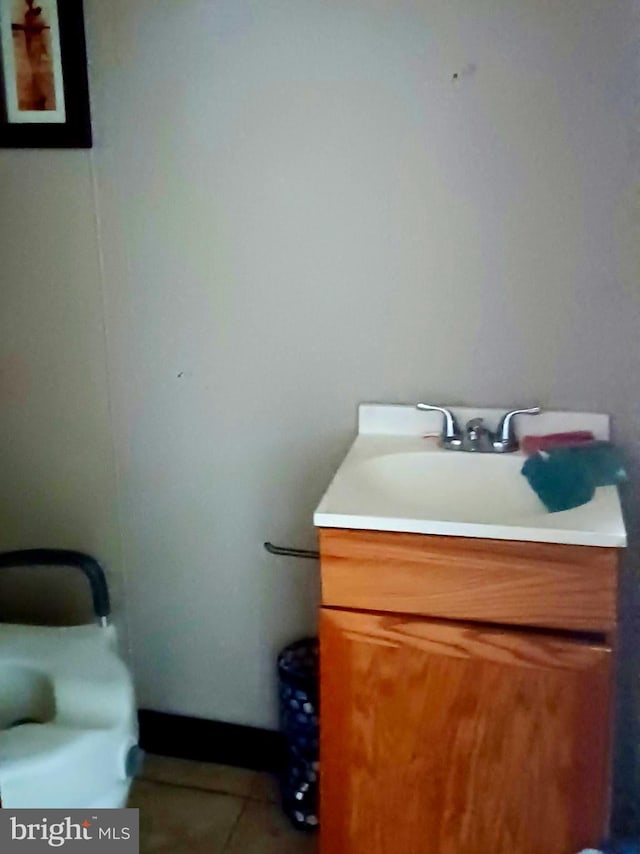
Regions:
[[319, 528, 618, 634]]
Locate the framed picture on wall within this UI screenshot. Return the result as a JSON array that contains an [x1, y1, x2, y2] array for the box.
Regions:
[[0, 0, 91, 147]]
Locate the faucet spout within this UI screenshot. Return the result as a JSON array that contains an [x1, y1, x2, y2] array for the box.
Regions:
[[464, 417, 491, 452]]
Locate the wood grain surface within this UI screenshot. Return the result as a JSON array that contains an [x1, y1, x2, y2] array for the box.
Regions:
[[319, 528, 618, 634], [320, 607, 612, 854]]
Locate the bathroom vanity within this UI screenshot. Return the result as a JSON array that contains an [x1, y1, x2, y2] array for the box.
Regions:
[[314, 405, 626, 854]]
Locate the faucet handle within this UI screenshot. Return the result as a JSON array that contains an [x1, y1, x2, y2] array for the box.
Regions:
[[416, 404, 463, 448], [493, 406, 541, 452]]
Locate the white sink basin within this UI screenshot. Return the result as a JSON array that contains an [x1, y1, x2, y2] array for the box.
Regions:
[[350, 451, 542, 526], [314, 405, 627, 547]]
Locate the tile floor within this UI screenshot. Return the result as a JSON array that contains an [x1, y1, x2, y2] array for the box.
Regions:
[[130, 754, 317, 853]]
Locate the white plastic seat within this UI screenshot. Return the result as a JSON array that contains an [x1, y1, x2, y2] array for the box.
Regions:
[[0, 624, 137, 808], [0, 551, 138, 809]]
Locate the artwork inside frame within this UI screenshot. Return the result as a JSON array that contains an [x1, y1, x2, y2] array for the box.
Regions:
[[0, 0, 91, 148]]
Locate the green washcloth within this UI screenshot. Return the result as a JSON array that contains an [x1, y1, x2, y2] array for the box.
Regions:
[[521, 441, 627, 513]]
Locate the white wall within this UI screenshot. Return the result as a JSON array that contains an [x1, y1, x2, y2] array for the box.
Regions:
[[1, 0, 639, 816], [0, 151, 124, 622]]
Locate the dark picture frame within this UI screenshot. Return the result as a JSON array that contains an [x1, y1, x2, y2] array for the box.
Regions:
[[0, 0, 91, 148]]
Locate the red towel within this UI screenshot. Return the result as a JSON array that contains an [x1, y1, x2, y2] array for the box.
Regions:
[[521, 431, 595, 455]]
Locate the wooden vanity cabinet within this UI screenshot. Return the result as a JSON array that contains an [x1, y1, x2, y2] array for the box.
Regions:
[[318, 528, 619, 854]]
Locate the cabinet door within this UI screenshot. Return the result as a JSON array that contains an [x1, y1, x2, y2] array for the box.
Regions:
[[320, 608, 611, 854]]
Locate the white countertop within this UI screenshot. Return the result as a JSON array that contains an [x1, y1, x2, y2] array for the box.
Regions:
[[313, 404, 627, 548]]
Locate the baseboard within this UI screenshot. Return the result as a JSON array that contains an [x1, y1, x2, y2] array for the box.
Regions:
[[137, 709, 286, 773]]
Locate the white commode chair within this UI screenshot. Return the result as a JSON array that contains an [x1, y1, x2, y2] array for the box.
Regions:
[[0, 550, 139, 808]]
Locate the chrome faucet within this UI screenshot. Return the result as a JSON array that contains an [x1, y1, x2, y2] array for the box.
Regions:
[[416, 404, 541, 452]]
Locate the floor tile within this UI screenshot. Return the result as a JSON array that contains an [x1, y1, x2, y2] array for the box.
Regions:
[[248, 771, 280, 803], [141, 754, 257, 797], [129, 779, 244, 854], [224, 799, 317, 854]]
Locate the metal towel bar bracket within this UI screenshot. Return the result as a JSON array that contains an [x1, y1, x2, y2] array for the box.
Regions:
[[264, 542, 319, 560]]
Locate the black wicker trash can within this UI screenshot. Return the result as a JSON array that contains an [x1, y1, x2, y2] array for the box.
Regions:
[[277, 638, 319, 831]]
